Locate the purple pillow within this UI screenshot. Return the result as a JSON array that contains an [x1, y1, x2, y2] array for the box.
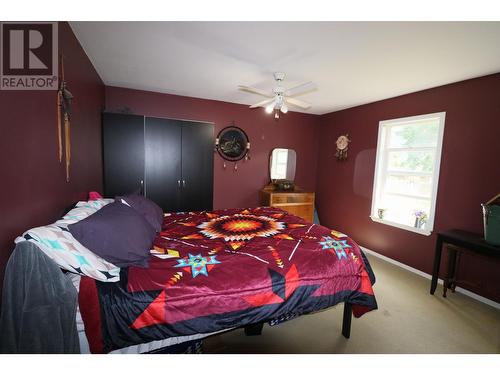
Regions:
[[68, 201, 156, 268], [116, 194, 163, 232]]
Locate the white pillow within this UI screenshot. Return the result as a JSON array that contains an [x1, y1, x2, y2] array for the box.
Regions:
[[76, 198, 114, 210], [15, 198, 120, 282], [56, 198, 114, 227]]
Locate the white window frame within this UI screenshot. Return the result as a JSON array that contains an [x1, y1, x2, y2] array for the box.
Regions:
[[370, 112, 446, 236], [271, 149, 289, 180]]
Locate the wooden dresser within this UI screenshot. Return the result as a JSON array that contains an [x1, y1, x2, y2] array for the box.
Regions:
[[259, 185, 315, 222]]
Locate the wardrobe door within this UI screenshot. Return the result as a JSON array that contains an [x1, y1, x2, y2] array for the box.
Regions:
[[145, 117, 182, 213], [102, 113, 145, 198], [180, 121, 214, 211]]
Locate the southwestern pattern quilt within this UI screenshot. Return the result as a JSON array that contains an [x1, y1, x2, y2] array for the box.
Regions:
[[79, 207, 378, 353]]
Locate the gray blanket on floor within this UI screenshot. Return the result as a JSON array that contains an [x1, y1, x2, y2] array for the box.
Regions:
[[0, 241, 80, 353]]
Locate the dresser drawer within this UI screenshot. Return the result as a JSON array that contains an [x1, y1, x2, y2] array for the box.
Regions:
[[270, 193, 314, 204]]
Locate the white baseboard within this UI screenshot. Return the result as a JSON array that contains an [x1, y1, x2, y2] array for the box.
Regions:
[[360, 246, 500, 310]]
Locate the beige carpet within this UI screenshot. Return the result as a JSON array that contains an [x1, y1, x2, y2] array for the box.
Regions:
[[203, 253, 500, 354]]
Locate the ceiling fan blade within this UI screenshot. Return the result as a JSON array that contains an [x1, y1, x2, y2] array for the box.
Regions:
[[285, 97, 311, 110], [249, 98, 275, 108], [284, 81, 317, 97], [238, 85, 273, 98]]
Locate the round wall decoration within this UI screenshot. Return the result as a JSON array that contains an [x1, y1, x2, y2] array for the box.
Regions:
[[335, 134, 350, 160], [215, 125, 250, 164]]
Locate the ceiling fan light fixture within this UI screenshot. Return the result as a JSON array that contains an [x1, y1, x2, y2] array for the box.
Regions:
[[274, 72, 285, 81], [240, 72, 315, 119]]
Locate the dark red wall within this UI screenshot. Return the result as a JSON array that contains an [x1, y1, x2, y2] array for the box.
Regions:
[[105, 86, 320, 210], [0, 22, 105, 296], [316, 73, 500, 303]]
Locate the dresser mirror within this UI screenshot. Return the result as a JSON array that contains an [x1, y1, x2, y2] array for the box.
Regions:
[[269, 148, 297, 182], [262, 148, 314, 221]]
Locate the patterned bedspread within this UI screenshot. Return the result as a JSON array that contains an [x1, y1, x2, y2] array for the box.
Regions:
[[79, 207, 378, 353]]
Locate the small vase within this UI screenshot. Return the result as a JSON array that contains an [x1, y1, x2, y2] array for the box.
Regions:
[[414, 218, 425, 229]]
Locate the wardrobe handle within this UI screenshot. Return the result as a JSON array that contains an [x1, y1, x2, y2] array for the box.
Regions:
[[182, 179, 186, 187], [140, 180, 144, 195], [177, 179, 181, 188]]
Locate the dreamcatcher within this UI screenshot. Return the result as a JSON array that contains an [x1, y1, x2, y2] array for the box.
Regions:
[[56, 55, 73, 182], [335, 134, 350, 161], [214, 124, 251, 171]]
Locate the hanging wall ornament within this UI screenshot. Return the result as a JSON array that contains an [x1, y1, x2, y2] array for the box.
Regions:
[[56, 87, 63, 163], [214, 124, 250, 171], [244, 141, 251, 161], [335, 134, 350, 161], [214, 137, 219, 153], [57, 55, 74, 182]]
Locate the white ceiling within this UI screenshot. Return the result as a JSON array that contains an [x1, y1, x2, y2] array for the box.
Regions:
[[70, 22, 500, 115]]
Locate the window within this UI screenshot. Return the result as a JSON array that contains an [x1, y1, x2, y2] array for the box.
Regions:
[[370, 112, 446, 235]]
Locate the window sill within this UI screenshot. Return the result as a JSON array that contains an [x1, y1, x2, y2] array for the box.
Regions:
[[370, 216, 432, 236]]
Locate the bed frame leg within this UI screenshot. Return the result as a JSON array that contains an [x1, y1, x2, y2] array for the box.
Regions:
[[244, 322, 264, 336], [342, 302, 352, 339]]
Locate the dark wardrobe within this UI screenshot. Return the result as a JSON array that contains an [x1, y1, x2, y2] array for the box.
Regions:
[[102, 113, 214, 213]]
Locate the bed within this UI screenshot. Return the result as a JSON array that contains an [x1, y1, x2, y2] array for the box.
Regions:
[[0, 197, 377, 354], [75, 206, 378, 353]]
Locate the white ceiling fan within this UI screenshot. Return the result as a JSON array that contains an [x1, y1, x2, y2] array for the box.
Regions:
[[239, 72, 316, 119]]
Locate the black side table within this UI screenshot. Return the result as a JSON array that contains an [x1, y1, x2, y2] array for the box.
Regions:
[[430, 230, 500, 295]]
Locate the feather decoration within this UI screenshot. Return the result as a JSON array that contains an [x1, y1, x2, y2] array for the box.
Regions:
[[58, 55, 73, 182], [64, 113, 71, 182], [56, 91, 63, 162]]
